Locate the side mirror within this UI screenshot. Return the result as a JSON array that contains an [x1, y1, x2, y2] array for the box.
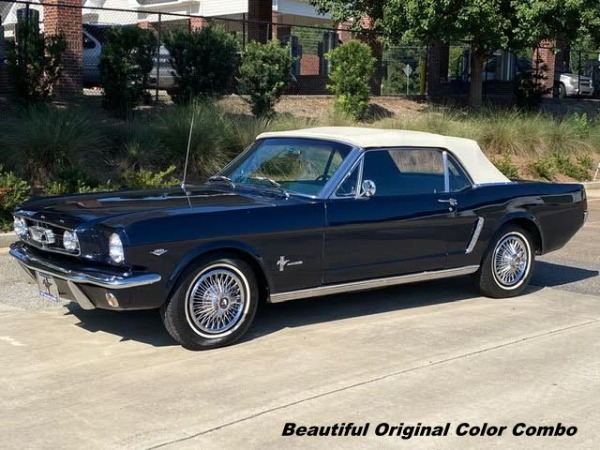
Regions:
[[360, 179, 376, 198]]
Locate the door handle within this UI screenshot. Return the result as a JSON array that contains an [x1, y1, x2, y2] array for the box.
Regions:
[[438, 198, 457, 207]]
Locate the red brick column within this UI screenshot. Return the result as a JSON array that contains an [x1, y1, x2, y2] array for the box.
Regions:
[[533, 39, 571, 96], [533, 40, 556, 94], [44, 0, 82, 95], [248, 0, 272, 43], [335, 21, 353, 43], [272, 12, 291, 42]]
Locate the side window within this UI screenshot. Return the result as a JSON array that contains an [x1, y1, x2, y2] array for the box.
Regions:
[[447, 156, 471, 192], [333, 148, 471, 198], [83, 34, 96, 49], [335, 162, 360, 197], [363, 149, 445, 196]]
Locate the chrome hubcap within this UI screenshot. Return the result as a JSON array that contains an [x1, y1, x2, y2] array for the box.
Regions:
[[187, 268, 245, 335], [493, 234, 529, 287]]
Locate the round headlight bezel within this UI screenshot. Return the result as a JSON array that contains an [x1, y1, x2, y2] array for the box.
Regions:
[[109, 233, 125, 264], [63, 230, 79, 252], [13, 217, 28, 239]]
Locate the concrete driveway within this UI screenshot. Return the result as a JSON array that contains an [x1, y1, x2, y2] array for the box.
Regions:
[[0, 196, 598, 450]]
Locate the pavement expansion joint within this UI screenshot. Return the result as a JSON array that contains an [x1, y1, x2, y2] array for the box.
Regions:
[[145, 316, 600, 450]]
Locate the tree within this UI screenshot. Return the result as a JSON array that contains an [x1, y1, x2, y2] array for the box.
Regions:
[[164, 26, 239, 104], [6, 18, 66, 104], [312, 0, 598, 107], [238, 40, 294, 118], [309, 1, 385, 31], [100, 27, 155, 118], [327, 40, 375, 120]]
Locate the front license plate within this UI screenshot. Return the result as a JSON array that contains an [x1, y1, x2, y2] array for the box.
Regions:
[[36, 272, 60, 302]]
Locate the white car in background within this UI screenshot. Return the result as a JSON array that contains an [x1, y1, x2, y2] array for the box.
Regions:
[[557, 72, 594, 98], [83, 23, 175, 89]]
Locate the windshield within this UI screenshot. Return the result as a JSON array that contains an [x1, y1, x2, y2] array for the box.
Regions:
[[219, 138, 353, 197]]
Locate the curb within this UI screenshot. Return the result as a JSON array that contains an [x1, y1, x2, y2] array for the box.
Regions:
[[1, 181, 598, 251], [0, 232, 15, 250], [583, 181, 600, 190]]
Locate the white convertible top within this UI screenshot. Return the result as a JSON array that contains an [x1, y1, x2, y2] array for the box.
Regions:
[[257, 127, 510, 185]]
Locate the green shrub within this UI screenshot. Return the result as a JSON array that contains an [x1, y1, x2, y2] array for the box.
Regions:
[[531, 157, 557, 180], [105, 118, 166, 172], [6, 15, 66, 104], [100, 26, 156, 118], [154, 103, 232, 181], [238, 40, 294, 118], [553, 153, 589, 181], [118, 165, 178, 189], [164, 26, 238, 104], [515, 57, 550, 110], [0, 165, 30, 231], [493, 155, 520, 179], [326, 40, 375, 121], [2, 105, 105, 187]]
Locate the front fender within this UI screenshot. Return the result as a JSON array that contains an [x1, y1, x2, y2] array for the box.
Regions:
[[165, 240, 273, 298]]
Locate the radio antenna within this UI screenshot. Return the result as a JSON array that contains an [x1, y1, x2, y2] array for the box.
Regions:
[[181, 102, 195, 194]]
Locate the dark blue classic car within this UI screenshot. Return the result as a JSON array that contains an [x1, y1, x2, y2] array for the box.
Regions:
[[10, 127, 588, 349]]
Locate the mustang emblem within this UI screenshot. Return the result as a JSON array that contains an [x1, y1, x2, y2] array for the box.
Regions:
[[150, 249, 168, 256]]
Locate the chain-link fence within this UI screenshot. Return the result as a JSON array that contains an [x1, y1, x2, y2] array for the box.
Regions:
[[1, 0, 389, 98], [2, 0, 599, 103]]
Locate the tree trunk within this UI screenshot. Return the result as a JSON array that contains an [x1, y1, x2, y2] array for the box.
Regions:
[[469, 49, 485, 108]]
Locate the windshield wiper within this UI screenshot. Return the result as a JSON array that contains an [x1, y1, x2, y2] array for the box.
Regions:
[[248, 176, 289, 198], [207, 175, 235, 188]]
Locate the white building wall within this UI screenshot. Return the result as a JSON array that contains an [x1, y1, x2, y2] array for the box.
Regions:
[[200, 0, 248, 16]]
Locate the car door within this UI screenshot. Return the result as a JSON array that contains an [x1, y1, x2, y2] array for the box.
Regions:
[[323, 147, 475, 284]]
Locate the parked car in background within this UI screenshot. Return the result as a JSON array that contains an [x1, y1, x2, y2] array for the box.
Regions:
[[83, 23, 175, 89], [556, 71, 594, 98], [10, 128, 587, 350]]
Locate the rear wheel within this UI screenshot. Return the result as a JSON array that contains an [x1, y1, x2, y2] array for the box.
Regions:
[[161, 256, 259, 350], [476, 226, 535, 298]]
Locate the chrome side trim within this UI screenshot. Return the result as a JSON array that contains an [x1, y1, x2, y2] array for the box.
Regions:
[[443, 150, 450, 193], [10, 243, 161, 289], [67, 281, 96, 310], [465, 217, 485, 254], [269, 265, 480, 303]]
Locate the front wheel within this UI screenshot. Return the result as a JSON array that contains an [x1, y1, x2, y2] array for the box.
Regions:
[[161, 256, 259, 350], [558, 83, 567, 99], [476, 226, 535, 298]]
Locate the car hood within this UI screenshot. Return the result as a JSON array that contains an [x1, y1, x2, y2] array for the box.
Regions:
[[15, 186, 280, 229]]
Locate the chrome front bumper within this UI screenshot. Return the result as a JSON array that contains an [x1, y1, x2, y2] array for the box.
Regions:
[[10, 242, 161, 290]]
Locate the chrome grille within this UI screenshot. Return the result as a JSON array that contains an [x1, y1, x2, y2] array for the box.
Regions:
[[20, 218, 80, 256]]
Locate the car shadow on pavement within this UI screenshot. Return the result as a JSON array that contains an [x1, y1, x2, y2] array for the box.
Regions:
[[531, 261, 599, 287], [244, 276, 487, 342], [61, 262, 598, 348], [65, 305, 175, 347]]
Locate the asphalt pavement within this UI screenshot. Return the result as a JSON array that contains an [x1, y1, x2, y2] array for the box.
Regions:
[[0, 193, 598, 449]]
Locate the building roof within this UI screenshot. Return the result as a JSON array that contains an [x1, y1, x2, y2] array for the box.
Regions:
[[257, 127, 510, 185]]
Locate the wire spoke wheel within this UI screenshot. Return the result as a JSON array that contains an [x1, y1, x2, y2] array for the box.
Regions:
[[492, 233, 529, 288], [186, 267, 247, 336]]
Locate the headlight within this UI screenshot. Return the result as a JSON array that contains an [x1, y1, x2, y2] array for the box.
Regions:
[[109, 233, 125, 263], [13, 217, 28, 238], [63, 230, 79, 252]]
